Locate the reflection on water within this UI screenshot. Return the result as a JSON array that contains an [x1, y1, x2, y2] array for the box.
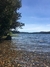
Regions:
[[12, 34, 50, 52]]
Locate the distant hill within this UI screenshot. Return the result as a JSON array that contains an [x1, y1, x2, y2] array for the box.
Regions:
[[11, 31, 50, 34], [11, 31, 20, 34], [31, 31, 50, 34]]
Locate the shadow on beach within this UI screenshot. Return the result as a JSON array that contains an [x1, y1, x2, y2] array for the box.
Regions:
[[0, 40, 50, 67]]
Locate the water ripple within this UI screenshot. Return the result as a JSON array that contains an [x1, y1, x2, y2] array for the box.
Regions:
[[12, 34, 50, 52]]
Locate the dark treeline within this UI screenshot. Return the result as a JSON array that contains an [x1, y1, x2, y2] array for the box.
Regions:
[[11, 31, 50, 34], [0, 0, 24, 39], [11, 31, 20, 34]]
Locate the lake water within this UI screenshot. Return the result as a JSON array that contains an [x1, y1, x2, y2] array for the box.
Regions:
[[12, 34, 50, 52]]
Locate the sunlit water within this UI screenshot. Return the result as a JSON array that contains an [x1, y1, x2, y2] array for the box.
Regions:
[[12, 34, 50, 52]]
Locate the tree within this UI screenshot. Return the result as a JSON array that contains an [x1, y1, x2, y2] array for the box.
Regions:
[[0, 0, 24, 39]]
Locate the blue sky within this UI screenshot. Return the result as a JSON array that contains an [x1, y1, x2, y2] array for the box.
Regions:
[[18, 0, 50, 32]]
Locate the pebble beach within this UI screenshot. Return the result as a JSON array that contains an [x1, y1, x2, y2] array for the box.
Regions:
[[0, 40, 50, 67]]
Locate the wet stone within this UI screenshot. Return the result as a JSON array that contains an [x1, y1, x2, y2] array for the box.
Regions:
[[0, 41, 50, 67]]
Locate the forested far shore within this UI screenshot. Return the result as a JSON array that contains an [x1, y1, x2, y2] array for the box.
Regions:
[[11, 31, 50, 34]]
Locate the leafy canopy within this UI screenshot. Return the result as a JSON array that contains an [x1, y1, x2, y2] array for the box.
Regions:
[[0, 0, 24, 38]]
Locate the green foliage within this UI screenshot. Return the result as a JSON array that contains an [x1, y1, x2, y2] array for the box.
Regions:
[[0, 0, 24, 39]]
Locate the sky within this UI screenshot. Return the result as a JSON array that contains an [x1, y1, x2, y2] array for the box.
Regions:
[[18, 0, 50, 32]]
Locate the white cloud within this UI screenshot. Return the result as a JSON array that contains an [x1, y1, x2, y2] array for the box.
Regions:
[[47, 24, 50, 26], [18, 23, 50, 32], [30, 16, 50, 20]]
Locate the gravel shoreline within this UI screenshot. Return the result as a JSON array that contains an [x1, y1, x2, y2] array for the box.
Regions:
[[0, 41, 50, 67]]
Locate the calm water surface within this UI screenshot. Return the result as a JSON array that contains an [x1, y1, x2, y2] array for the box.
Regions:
[[12, 34, 50, 52]]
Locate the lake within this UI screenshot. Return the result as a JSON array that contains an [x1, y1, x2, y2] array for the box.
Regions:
[[12, 34, 50, 52]]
